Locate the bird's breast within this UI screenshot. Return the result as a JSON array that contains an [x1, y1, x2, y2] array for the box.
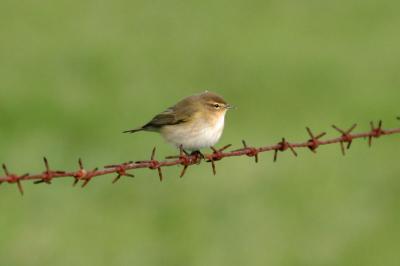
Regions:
[[160, 113, 226, 150]]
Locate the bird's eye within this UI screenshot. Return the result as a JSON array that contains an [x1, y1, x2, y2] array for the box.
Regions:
[[214, 104, 220, 108]]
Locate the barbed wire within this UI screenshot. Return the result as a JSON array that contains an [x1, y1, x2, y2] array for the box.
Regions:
[[1, 118, 400, 195]]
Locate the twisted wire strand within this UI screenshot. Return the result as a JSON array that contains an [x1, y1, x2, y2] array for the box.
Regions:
[[1, 119, 399, 195]]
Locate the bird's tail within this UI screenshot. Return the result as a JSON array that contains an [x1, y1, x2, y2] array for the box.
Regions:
[[122, 128, 144, 134]]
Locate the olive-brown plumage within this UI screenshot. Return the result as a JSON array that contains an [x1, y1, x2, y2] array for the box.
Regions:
[[123, 91, 232, 151]]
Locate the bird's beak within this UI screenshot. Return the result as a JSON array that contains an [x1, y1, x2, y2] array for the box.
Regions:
[[225, 104, 235, 110]]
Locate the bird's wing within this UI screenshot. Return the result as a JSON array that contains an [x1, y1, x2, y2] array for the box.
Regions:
[[142, 104, 196, 130], [123, 95, 198, 133], [144, 108, 181, 127]]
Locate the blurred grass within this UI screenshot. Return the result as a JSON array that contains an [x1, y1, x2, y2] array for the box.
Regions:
[[1, 0, 400, 265]]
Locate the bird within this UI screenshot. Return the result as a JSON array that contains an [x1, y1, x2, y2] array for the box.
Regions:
[[123, 91, 233, 153]]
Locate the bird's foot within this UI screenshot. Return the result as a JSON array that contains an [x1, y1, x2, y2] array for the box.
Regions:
[[190, 150, 205, 161], [165, 146, 203, 164]]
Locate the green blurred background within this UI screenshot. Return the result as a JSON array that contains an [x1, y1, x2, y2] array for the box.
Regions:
[[1, 0, 399, 265]]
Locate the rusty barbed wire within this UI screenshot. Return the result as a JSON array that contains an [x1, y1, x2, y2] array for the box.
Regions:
[[1, 118, 400, 195]]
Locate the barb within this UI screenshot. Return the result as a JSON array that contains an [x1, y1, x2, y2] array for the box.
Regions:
[[331, 123, 357, 155], [1, 118, 400, 194]]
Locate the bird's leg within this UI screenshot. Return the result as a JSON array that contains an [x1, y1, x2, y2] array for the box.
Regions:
[[190, 150, 205, 161]]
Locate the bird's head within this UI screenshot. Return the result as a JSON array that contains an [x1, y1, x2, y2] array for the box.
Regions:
[[198, 91, 233, 115]]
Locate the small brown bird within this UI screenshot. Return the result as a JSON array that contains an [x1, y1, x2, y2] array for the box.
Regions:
[[123, 91, 233, 152]]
